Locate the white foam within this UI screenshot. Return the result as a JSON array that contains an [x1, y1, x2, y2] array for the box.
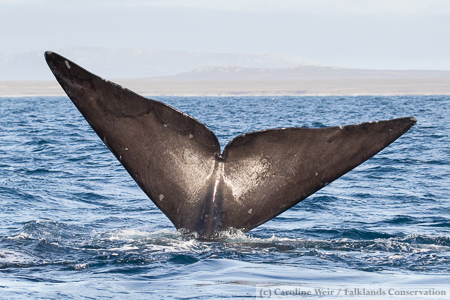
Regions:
[[72, 263, 89, 270]]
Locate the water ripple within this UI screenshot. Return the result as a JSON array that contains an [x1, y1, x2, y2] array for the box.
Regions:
[[1, 95, 449, 298]]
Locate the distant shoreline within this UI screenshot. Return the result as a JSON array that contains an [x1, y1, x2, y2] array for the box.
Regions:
[[2, 78, 450, 97]]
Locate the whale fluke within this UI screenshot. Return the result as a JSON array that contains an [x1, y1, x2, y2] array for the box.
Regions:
[[45, 51, 416, 239]]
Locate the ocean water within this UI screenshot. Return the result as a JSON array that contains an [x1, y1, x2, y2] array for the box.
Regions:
[[0, 95, 449, 299]]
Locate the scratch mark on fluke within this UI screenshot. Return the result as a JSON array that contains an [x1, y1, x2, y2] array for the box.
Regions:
[[44, 51, 416, 239]]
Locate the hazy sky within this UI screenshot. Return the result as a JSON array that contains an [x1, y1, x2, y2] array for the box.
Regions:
[[1, 0, 450, 69]]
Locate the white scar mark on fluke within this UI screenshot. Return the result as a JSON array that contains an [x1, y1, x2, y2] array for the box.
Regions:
[[212, 163, 224, 203], [65, 61, 71, 69], [159, 194, 164, 201], [212, 177, 220, 203]]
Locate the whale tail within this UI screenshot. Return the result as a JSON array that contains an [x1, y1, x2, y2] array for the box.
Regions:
[[45, 51, 416, 239]]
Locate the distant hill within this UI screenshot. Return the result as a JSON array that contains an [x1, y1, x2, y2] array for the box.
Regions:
[[2, 47, 450, 81], [0, 47, 314, 80], [148, 65, 450, 81]]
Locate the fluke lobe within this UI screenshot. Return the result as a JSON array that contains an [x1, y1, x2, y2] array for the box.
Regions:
[[45, 51, 416, 239]]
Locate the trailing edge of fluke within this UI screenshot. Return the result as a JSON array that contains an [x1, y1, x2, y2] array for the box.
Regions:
[[45, 51, 416, 239]]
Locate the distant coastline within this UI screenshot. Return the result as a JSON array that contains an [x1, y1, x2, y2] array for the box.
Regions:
[[2, 78, 450, 97], [3, 48, 450, 97]]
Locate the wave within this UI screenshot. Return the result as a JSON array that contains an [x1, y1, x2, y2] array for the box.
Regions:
[[1, 220, 448, 273]]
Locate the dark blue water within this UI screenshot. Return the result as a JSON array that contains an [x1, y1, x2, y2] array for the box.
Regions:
[[0, 95, 449, 299]]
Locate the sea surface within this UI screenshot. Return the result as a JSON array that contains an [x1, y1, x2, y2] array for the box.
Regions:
[[0, 95, 449, 299]]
